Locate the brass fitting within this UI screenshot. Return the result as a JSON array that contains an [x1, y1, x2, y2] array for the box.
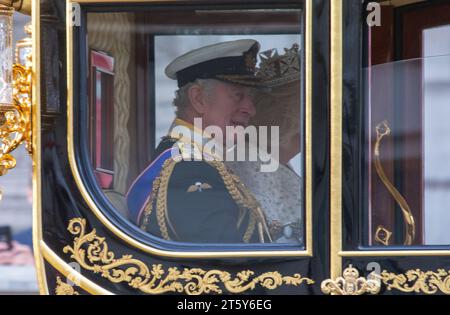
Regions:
[[0, 0, 31, 15]]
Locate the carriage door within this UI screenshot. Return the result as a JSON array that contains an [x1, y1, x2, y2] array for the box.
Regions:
[[327, 0, 450, 295], [29, 0, 339, 295]]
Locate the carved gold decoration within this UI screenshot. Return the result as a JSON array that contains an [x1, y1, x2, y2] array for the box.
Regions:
[[381, 269, 450, 294], [374, 121, 415, 245], [321, 265, 381, 295], [0, 62, 32, 175], [55, 276, 80, 295], [0, 14, 32, 176], [63, 218, 314, 295], [374, 225, 392, 246]]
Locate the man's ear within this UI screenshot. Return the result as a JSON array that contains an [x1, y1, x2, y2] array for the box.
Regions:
[[188, 84, 206, 114]]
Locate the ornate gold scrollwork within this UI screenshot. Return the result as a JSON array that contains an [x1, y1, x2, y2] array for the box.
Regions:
[[381, 269, 450, 295], [373, 121, 415, 245], [55, 276, 80, 295], [0, 62, 32, 175], [63, 218, 314, 295], [321, 265, 381, 295]]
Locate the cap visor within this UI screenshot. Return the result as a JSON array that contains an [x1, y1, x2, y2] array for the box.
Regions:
[[215, 74, 265, 87]]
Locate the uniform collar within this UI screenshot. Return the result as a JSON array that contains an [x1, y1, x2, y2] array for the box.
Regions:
[[168, 118, 224, 160]]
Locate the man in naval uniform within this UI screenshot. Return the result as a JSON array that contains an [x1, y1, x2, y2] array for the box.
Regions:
[[126, 39, 271, 244]]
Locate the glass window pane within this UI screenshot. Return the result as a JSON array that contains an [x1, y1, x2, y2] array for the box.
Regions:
[[83, 6, 305, 246], [423, 25, 450, 245], [363, 1, 450, 246]]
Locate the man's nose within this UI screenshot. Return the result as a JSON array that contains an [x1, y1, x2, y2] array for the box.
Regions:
[[240, 96, 256, 118]]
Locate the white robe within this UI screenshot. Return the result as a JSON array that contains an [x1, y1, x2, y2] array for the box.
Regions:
[[225, 155, 303, 245]]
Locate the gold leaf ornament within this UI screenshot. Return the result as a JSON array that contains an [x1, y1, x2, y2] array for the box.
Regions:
[[63, 218, 314, 295], [0, 63, 32, 176], [55, 277, 80, 295], [321, 265, 381, 295], [381, 269, 450, 294]]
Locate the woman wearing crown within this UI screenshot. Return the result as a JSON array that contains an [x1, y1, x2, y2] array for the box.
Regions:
[[225, 44, 303, 244]]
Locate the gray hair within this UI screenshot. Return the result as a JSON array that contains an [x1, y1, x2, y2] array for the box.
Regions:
[[173, 79, 218, 117]]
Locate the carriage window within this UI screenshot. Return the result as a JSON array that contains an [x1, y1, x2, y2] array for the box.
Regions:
[[364, 2, 450, 246], [83, 7, 304, 246], [89, 51, 115, 189]]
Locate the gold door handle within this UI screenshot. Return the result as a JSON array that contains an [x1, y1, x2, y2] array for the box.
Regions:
[[374, 121, 416, 245]]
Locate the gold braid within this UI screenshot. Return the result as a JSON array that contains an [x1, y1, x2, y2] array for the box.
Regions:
[[243, 212, 257, 243], [140, 159, 179, 241], [208, 160, 272, 243], [156, 159, 178, 240], [140, 157, 270, 243], [140, 177, 161, 230]]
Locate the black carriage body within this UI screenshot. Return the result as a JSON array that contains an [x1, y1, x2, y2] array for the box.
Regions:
[[34, 0, 450, 295]]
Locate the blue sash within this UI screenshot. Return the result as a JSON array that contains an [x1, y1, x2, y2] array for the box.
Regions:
[[126, 149, 173, 225]]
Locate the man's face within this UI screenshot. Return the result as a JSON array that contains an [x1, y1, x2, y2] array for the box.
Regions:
[[201, 81, 257, 134]]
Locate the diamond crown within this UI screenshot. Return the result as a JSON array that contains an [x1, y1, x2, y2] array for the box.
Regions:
[[256, 43, 300, 87]]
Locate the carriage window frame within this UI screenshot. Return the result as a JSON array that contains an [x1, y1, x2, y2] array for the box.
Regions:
[[68, 0, 312, 257], [88, 50, 115, 189], [339, 0, 450, 257], [362, 1, 450, 249]]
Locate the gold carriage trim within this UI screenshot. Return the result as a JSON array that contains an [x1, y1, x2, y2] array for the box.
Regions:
[[63, 218, 314, 295], [321, 265, 381, 295], [381, 269, 450, 295], [55, 276, 80, 295], [0, 62, 32, 176]]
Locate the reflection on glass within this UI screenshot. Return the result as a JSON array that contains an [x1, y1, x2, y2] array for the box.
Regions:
[[85, 8, 304, 245], [424, 25, 450, 245], [0, 6, 14, 107], [364, 11, 450, 246], [15, 23, 32, 67], [155, 34, 302, 177]]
